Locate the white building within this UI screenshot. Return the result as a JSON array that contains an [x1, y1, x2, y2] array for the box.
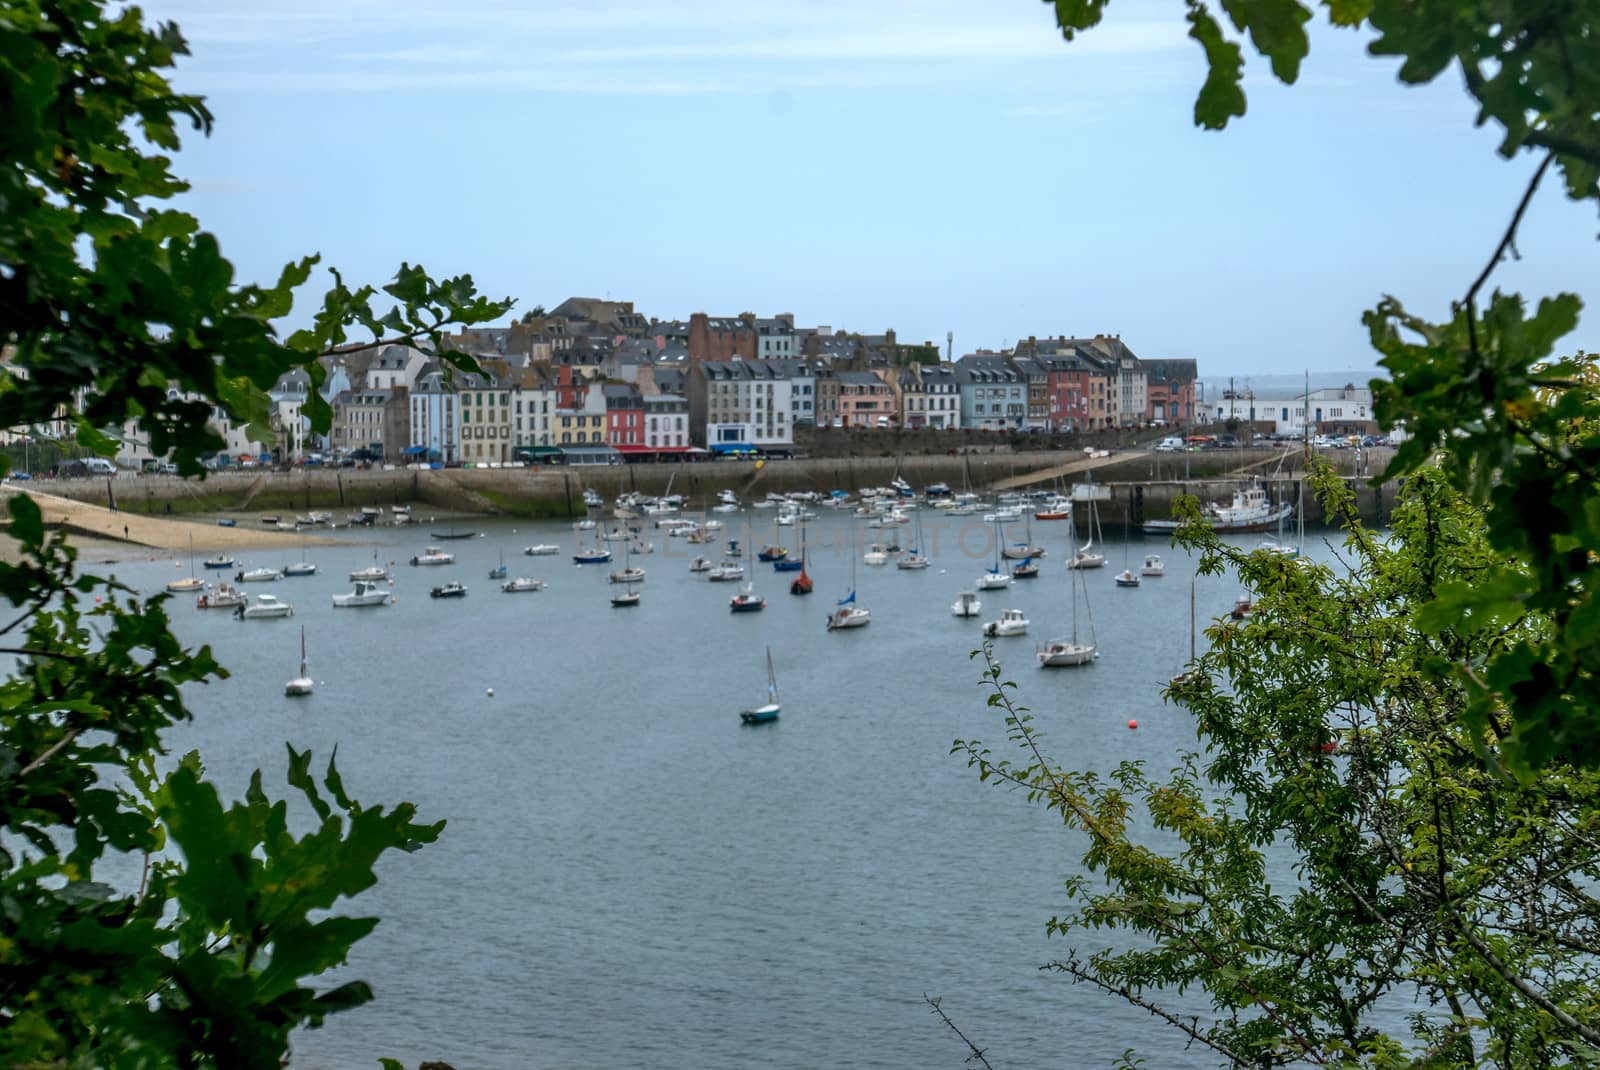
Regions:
[[691, 360, 794, 448], [644, 394, 689, 449], [513, 379, 555, 448], [1209, 385, 1376, 436], [365, 345, 429, 391]]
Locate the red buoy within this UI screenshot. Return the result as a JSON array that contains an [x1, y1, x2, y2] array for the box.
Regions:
[[1127, 719, 1138, 730]]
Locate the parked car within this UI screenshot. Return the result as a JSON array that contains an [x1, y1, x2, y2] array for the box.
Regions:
[[1155, 436, 1185, 453], [1216, 434, 1239, 449]]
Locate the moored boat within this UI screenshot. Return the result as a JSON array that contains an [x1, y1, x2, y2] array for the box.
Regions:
[[739, 647, 782, 725], [1143, 480, 1293, 535], [202, 554, 234, 570], [235, 593, 293, 620], [409, 547, 455, 567], [524, 543, 560, 556], [283, 561, 317, 577], [332, 580, 392, 608], [237, 566, 282, 583], [429, 581, 468, 599], [501, 577, 546, 592], [285, 626, 313, 697], [689, 556, 714, 573], [196, 582, 246, 610], [1141, 554, 1166, 577], [951, 591, 982, 618], [983, 608, 1029, 638], [1115, 569, 1141, 588]]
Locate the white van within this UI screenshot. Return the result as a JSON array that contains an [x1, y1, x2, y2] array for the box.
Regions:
[[1155, 436, 1185, 453], [83, 457, 117, 475]]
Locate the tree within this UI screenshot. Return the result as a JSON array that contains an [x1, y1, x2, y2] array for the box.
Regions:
[[1042, 0, 1600, 775], [945, 2, 1600, 1064], [521, 304, 547, 323], [0, 2, 510, 1065], [959, 465, 1600, 1065]]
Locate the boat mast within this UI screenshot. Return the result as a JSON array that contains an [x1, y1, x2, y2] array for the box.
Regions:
[[299, 624, 308, 678], [766, 646, 778, 704]]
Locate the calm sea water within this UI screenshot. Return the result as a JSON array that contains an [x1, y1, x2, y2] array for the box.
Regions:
[[108, 507, 1286, 1069]]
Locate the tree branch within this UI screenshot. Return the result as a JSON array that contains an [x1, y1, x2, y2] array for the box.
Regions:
[[1461, 152, 1555, 360], [924, 994, 994, 1069], [19, 727, 82, 777], [1043, 958, 1250, 1065]]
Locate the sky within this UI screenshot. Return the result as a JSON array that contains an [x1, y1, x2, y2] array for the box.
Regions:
[[142, 0, 1599, 375]]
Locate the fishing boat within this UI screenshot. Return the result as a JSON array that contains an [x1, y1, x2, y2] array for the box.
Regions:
[[237, 566, 282, 583], [284, 626, 313, 697], [166, 536, 205, 594], [689, 556, 713, 573], [1039, 514, 1099, 667], [951, 590, 982, 618], [707, 560, 744, 582], [825, 557, 870, 630], [982, 607, 1029, 638], [1011, 557, 1039, 580], [332, 580, 392, 608], [1115, 568, 1142, 588], [235, 594, 293, 620], [429, 581, 468, 599], [977, 517, 1013, 590], [1141, 554, 1166, 577], [757, 544, 788, 562], [1143, 480, 1293, 535], [202, 554, 234, 570], [502, 576, 546, 592], [863, 542, 889, 566], [409, 547, 455, 567], [196, 582, 246, 610], [739, 647, 781, 725], [524, 543, 560, 556]]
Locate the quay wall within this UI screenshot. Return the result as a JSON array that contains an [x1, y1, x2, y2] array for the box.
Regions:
[[32, 451, 1398, 528]]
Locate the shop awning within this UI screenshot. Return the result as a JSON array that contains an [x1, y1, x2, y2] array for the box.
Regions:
[[710, 443, 758, 455]]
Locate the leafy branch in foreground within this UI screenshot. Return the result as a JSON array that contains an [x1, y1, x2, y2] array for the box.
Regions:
[[1, 2, 504, 1064], [957, 466, 1600, 1067]]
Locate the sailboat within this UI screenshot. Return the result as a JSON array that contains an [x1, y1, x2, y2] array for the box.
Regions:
[[284, 626, 313, 696], [489, 551, 508, 580], [1038, 514, 1099, 667], [610, 539, 642, 606], [1002, 514, 1043, 560], [739, 647, 781, 725], [1170, 577, 1200, 686], [284, 535, 317, 577], [730, 523, 765, 612], [573, 520, 612, 564], [1067, 495, 1107, 570], [976, 516, 1012, 590], [166, 536, 204, 593], [1114, 513, 1141, 587], [790, 528, 814, 595], [826, 555, 870, 630], [897, 510, 930, 569]]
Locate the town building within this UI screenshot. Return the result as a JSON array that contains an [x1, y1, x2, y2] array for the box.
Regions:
[[687, 360, 794, 449], [643, 394, 690, 450], [409, 365, 459, 464], [834, 371, 896, 428], [687, 313, 759, 362], [602, 383, 645, 447], [955, 355, 1028, 430], [1142, 358, 1199, 425]]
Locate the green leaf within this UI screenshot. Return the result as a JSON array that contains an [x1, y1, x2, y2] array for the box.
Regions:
[[1186, 2, 1248, 128]]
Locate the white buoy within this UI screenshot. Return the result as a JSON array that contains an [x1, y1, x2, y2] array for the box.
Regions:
[[486, 687, 495, 697]]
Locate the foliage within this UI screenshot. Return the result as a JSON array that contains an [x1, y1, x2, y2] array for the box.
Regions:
[[1045, 0, 1600, 775], [0, 1, 511, 1064], [957, 465, 1600, 1065]]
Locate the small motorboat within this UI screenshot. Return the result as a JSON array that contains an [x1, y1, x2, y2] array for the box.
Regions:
[[1034, 508, 1070, 521], [982, 608, 1030, 638], [826, 605, 871, 630], [283, 561, 317, 577], [216, 518, 237, 528], [237, 567, 282, 583], [976, 570, 1013, 591], [235, 594, 293, 620], [502, 577, 546, 593], [525, 544, 560, 556], [729, 585, 766, 613], [333, 581, 392, 608], [609, 567, 646, 585], [260, 515, 280, 525], [573, 548, 612, 564], [707, 562, 744, 582], [429, 582, 468, 599], [1115, 569, 1142, 588], [756, 545, 788, 562], [196, 583, 246, 610], [203, 554, 234, 570], [410, 547, 455, 567], [307, 511, 333, 525], [1231, 595, 1253, 620], [1141, 554, 1166, 577], [610, 589, 641, 607], [349, 565, 388, 582], [951, 591, 982, 618], [863, 543, 889, 566], [772, 557, 804, 572], [689, 557, 714, 573], [576, 519, 597, 531]]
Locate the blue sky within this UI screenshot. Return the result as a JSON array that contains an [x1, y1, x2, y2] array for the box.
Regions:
[[145, 0, 1598, 375]]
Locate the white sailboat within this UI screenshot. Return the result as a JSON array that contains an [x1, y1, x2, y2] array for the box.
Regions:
[[1039, 514, 1098, 667], [977, 516, 1013, 590], [284, 626, 313, 696], [1067, 497, 1106, 570], [739, 647, 781, 725], [166, 536, 204, 593], [609, 536, 645, 585], [826, 555, 870, 630]]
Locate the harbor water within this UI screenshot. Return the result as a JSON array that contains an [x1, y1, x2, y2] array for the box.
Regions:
[[112, 508, 1294, 1069]]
